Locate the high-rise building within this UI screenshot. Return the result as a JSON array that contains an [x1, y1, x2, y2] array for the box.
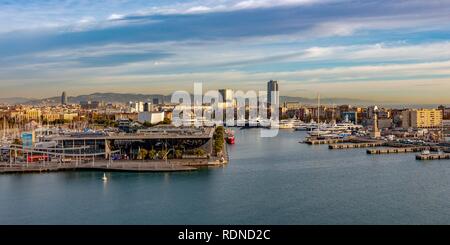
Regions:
[[219, 89, 233, 102], [133, 102, 144, 113], [402, 109, 443, 129], [218, 89, 234, 108], [267, 80, 279, 106], [144, 102, 153, 112], [152, 98, 159, 105], [61, 91, 67, 105]]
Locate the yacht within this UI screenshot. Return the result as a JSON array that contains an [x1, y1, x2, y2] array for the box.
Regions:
[[270, 119, 301, 129], [308, 129, 332, 137], [294, 121, 319, 131]]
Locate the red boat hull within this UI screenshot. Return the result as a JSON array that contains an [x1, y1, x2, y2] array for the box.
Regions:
[[226, 136, 235, 144]]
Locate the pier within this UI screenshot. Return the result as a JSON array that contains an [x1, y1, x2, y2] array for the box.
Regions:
[[416, 153, 450, 160], [328, 142, 385, 149], [367, 147, 429, 154], [303, 138, 349, 145]]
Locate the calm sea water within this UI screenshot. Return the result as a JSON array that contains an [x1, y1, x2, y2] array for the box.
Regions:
[[1, 129, 450, 224]]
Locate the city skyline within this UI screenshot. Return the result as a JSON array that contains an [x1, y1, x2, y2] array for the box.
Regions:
[[1, 0, 450, 103]]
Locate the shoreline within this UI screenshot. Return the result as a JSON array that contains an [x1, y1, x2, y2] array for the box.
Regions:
[[0, 145, 229, 174]]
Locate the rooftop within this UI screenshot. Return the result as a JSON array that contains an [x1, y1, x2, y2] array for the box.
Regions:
[[52, 126, 215, 141]]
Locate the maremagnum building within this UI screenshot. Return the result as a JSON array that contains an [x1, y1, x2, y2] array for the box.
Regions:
[[50, 126, 215, 160]]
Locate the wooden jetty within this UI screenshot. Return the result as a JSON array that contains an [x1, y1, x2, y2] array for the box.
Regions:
[[329, 142, 385, 149], [303, 138, 348, 145], [367, 147, 429, 154], [416, 153, 450, 160]]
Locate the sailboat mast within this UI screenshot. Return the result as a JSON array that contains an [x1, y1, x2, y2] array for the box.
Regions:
[[331, 103, 336, 124], [317, 93, 320, 124]]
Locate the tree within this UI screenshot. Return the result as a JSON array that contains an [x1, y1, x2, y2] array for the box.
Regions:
[[143, 121, 153, 127], [194, 148, 206, 157], [158, 149, 168, 160], [148, 148, 157, 160], [213, 126, 225, 155], [138, 149, 148, 160], [174, 149, 183, 159]]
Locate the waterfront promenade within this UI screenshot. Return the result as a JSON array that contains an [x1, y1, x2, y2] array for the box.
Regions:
[[0, 158, 226, 174]]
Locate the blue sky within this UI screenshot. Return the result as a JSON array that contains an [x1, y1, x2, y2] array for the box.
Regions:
[[0, 0, 450, 103]]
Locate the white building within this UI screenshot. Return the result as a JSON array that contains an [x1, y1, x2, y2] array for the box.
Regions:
[[138, 111, 165, 124]]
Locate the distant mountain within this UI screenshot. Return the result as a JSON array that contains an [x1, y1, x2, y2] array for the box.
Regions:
[[279, 96, 377, 106], [25, 93, 169, 105], [10, 92, 378, 106], [0, 97, 34, 105]]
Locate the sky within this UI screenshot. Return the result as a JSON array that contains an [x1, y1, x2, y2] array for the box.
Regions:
[[0, 0, 450, 104]]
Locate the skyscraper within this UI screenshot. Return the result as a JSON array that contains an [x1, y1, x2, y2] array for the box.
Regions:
[[144, 102, 153, 112], [218, 89, 234, 109], [219, 89, 233, 103], [61, 91, 67, 105], [267, 80, 279, 106]]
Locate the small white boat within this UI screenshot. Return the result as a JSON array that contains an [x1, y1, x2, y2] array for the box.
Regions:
[[102, 173, 108, 182], [421, 150, 430, 155]]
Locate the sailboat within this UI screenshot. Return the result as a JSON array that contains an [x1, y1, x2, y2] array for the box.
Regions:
[[102, 173, 108, 182]]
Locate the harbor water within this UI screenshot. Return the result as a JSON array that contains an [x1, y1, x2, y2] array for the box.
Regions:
[[1, 129, 450, 224]]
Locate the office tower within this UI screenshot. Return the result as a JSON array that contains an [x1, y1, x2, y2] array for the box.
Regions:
[[144, 102, 153, 112], [218, 89, 234, 109], [267, 80, 279, 106], [61, 91, 67, 105], [219, 89, 233, 103]]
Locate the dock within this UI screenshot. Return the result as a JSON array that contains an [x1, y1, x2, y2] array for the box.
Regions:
[[416, 153, 450, 160], [303, 138, 349, 145], [329, 142, 385, 149], [367, 147, 429, 154]]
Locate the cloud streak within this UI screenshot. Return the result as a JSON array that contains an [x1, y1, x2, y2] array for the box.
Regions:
[[0, 0, 449, 103]]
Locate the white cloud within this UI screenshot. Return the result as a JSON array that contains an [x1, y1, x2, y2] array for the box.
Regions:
[[186, 6, 212, 13], [107, 14, 124, 21], [233, 0, 319, 9]]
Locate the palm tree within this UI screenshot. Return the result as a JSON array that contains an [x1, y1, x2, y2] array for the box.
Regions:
[[194, 148, 206, 157], [148, 148, 157, 160], [174, 149, 183, 159], [138, 148, 148, 160], [158, 149, 168, 160]]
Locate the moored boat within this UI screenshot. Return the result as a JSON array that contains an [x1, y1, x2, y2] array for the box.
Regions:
[[225, 129, 235, 144]]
